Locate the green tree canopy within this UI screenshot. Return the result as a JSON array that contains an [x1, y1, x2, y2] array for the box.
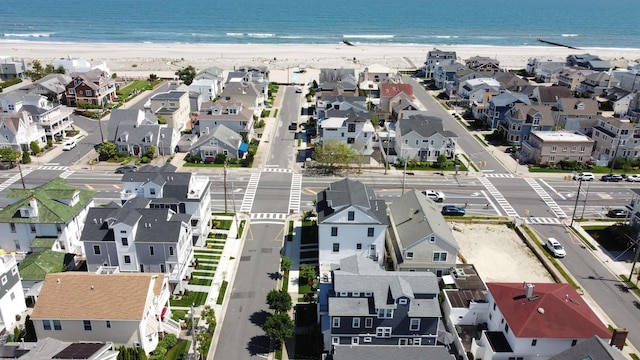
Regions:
[[29, 141, 41, 156], [97, 142, 117, 159], [262, 312, 294, 345], [299, 264, 316, 280], [0, 147, 21, 164], [266, 289, 292, 313], [312, 140, 355, 174], [280, 256, 292, 273], [175, 65, 196, 85]]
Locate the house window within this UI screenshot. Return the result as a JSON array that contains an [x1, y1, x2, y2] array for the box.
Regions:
[[365, 318, 373, 328], [11, 267, 17, 275], [551, 146, 557, 153], [93, 245, 101, 255], [30, 224, 36, 233], [410, 319, 420, 331], [412, 338, 421, 346], [347, 138, 355, 144], [571, 340, 577, 346], [365, 292, 372, 297], [124, 255, 131, 264], [9, 223, 15, 233], [53, 320, 62, 330], [406, 252, 414, 259], [10, 292, 14, 300], [353, 292, 360, 297], [348, 124, 356, 132], [14, 240, 20, 250], [160, 264, 165, 273], [169, 247, 174, 255], [332, 337, 339, 345], [433, 252, 448, 262], [377, 309, 393, 319], [332, 318, 340, 328], [363, 337, 372, 343], [120, 230, 127, 234], [352, 318, 360, 328], [86, 90, 92, 96], [399, 338, 408, 345], [42, 320, 51, 330], [375, 327, 392, 338], [398, 298, 408, 305], [429, 236, 435, 243], [339, 292, 348, 297], [356, 243, 362, 250], [332, 243, 339, 253], [121, 238, 128, 246], [150, 188, 156, 195], [348, 211, 355, 221], [351, 337, 359, 345], [562, 146, 568, 152], [531, 339, 537, 346], [505, 324, 509, 333], [83, 320, 92, 331], [106, 320, 111, 328], [1, 276, 6, 285], [331, 227, 338, 236], [367, 227, 374, 237], [56, 224, 62, 234], [150, 246, 155, 256]]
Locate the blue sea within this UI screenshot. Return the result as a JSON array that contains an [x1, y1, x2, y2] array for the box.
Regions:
[[1, 0, 639, 49]]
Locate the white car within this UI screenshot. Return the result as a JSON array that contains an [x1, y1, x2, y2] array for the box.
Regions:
[[627, 174, 640, 182], [62, 140, 76, 151], [573, 172, 594, 181], [545, 238, 566, 258], [422, 190, 445, 202]]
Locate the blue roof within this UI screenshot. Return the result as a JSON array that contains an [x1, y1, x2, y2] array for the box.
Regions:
[[238, 142, 249, 152]]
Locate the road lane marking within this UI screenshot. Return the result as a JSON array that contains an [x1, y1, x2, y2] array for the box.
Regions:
[[525, 178, 567, 219], [478, 177, 518, 218]]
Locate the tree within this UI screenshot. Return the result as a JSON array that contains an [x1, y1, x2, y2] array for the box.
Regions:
[[436, 154, 448, 169], [97, 141, 117, 160], [144, 145, 157, 159], [156, 114, 167, 124], [280, 256, 292, 273], [196, 331, 212, 358], [201, 305, 216, 332], [262, 313, 294, 346], [149, 73, 158, 81], [29, 141, 41, 156], [312, 140, 355, 174], [0, 147, 21, 165], [299, 264, 317, 282], [175, 65, 196, 85], [21, 151, 31, 164], [266, 289, 292, 313]]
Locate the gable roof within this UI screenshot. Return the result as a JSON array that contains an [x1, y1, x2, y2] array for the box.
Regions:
[[487, 282, 610, 339], [508, 104, 554, 126], [399, 114, 458, 138], [556, 97, 599, 116], [31, 272, 165, 321], [191, 124, 243, 150], [330, 344, 452, 360], [0, 178, 95, 224], [534, 86, 572, 103], [18, 250, 69, 281], [550, 336, 626, 360], [316, 178, 387, 225], [490, 91, 531, 107], [380, 84, 414, 98]]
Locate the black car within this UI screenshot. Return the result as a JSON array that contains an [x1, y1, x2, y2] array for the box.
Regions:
[[115, 165, 138, 174], [601, 174, 623, 182], [505, 147, 517, 153], [441, 205, 466, 216], [288, 123, 298, 131], [607, 208, 629, 218]]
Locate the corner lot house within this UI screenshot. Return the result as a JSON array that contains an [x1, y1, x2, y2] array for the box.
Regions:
[[30, 272, 176, 355], [521, 131, 594, 165]]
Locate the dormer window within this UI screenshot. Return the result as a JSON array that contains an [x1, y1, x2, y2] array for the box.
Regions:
[[347, 211, 355, 221]]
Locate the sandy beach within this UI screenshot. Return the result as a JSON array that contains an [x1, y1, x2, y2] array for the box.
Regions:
[[2, 42, 640, 82]]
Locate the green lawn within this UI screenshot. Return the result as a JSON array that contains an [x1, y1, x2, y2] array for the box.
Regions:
[[117, 80, 158, 99], [189, 277, 213, 286], [196, 264, 217, 271], [206, 245, 225, 250], [195, 255, 221, 260], [166, 340, 191, 360], [171, 309, 188, 322], [171, 291, 208, 307], [212, 212, 234, 216], [212, 219, 232, 230], [298, 283, 312, 295], [191, 271, 215, 277], [216, 280, 228, 305]]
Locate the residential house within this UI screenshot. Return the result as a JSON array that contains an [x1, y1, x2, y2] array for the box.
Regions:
[[433, 62, 466, 92], [65, 69, 116, 107], [0, 112, 47, 152], [553, 97, 599, 130], [389, 92, 427, 122], [358, 64, 396, 101], [612, 69, 640, 92], [0, 338, 119, 360], [526, 56, 564, 76], [576, 72, 619, 97], [320, 255, 440, 350], [109, 109, 179, 157], [424, 48, 457, 79], [385, 189, 459, 275], [563, 114, 600, 137], [534, 61, 566, 84], [53, 57, 110, 75], [566, 54, 609, 70], [18, 250, 75, 304], [0, 57, 26, 80], [119, 164, 211, 245], [458, 78, 500, 101], [465, 56, 501, 74], [189, 124, 248, 161], [192, 66, 224, 100], [482, 91, 531, 130], [316, 95, 368, 121], [0, 178, 95, 255], [223, 66, 268, 107], [557, 68, 595, 91], [447, 69, 494, 98], [493, 72, 529, 92], [530, 86, 572, 107], [521, 131, 594, 165], [318, 68, 358, 97], [591, 117, 640, 164], [471, 282, 610, 360], [0, 254, 26, 332], [611, 91, 640, 120], [30, 272, 176, 355], [316, 179, 388, 270], [499, 104, 554, 145], [17, 73, 72, 102], [319, 109, 375, 162], [395, 114, 457, 162], [329, 345, 453, 360], [549, 336, 627, 360], [194, 97, 255, 139], [379, 84, 414, 114], [0, 93, 73, 140], [195, 66, 224, 82], [80, 198, 193, 294], [148, 91, 190, 131]]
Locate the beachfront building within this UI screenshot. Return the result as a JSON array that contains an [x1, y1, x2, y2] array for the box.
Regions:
[[385, 189, 459, 274], [148, 91, 191, 132], [566, 54, 611, 71], [0, 92, 73, 141], [16, 73, 72, 103], [499, 104, 554, 145], [395, 114, 457, 163], [318, 68, 358, 97], [0, 254, 27, 333], [109, 109, 179, 158], [53, 56, 110, 75], [465, 56, 501, 74], [424, 48, 457, 79], [521, 131, 594, 165], [0, 57, 26, 80], [526, 56, 564, 76], [193, 97, 255, 139], [319, 108, 375, 162], [188, 124, 248, 162], [224, 66, 268, 107], [65, 69, 117, 107], [30, 272, 177, 355], [591, 117, 640, 164], [0, 178, 95, 255], [0, 111, 47, 153]]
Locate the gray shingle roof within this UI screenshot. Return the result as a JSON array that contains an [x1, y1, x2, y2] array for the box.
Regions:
[[191, 124, 242, 150], [399, 115, 458, 138], [329, 344, 453, 360], [549, 336, 626, 360], [490, 92, 531, 107], [316, 179, 387, 225]]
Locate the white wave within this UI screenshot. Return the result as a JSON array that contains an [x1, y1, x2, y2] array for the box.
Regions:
[[343, 34, 394, 39], [247, 33, 274, 38], [561, 33, 579, 37], [226, 32, 244, 36], [3, 32, 51, 38]]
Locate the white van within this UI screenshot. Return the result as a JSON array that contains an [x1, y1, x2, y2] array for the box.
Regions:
[[62, 140, 77, 151], [546, 238, 566, 258]]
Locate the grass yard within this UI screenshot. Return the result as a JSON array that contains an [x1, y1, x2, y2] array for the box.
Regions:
[[191, 271, 215, 277], [212, 219, 232, 230], [195, 255, 221, 260], [171, 291, 207, 307], [206, 245, 225, 250], [117, 80, 158, 99], [171, 309, 188, 322], [196, 264, 217, 271], [298, 283, 312, 295], [166, 340, 191, 360], [217, 280, 228, 305], [188, 277, 213, 286]]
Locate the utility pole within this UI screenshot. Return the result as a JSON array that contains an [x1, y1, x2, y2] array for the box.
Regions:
[[629, 234, 640, 282], [570, 178, 583, 227], [17, 162, 26, 190], [580, 180, 591, 219], [191, 303, 198, 359], [223, 162, 228, 213]]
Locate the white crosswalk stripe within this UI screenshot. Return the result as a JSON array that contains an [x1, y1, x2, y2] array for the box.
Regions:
[[38, 165, 69, 171], [524, 178, 567, 219], [288, 173, 302, 214], [250, 213, 287, 220], [0, 169, 34, 192], [263, 167, 293, 173], [478, 177, 519, 218], [522, 217, 563, 225], [483, 173, 515, 178], [59, 169, 74, 179], [240, 173, 261, 213]]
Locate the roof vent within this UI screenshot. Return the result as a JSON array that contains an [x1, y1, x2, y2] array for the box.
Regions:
[[91, 285, 94, 290], [57, 278, 60, 284], [537, 307, 545, 314]]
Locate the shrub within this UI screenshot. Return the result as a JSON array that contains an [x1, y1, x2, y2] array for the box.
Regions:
[[163, 333, 178, 348], [21, 151, 31, 164]]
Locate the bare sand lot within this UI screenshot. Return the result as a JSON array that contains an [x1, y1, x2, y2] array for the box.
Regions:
[[451, 223, 553, 283]]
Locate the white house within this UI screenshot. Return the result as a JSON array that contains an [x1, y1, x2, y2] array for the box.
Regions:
[[0, 93, 73, 140], [0, 255, 26, 333], [53, 56, 110, 75], [30, 272, 176, 355], [319, 109, 375, 161], [316, 179, 388, 272], [395, 114, 458, 163], [0, 111, 47, 152], [148, 91, 191, 131]]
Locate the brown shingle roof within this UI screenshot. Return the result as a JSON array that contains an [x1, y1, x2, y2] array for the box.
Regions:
[[31, 273, 164, 321]]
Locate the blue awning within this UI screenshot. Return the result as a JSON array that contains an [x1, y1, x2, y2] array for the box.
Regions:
[[238, 142, 249, 152]]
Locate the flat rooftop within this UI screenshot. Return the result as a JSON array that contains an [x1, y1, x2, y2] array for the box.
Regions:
[[532, 131, 592, 142]]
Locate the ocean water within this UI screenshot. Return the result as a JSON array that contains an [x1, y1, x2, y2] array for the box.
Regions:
[[1, 0, 639, 48]]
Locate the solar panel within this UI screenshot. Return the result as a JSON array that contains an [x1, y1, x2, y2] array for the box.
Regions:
[[52, 343, 105, 359]]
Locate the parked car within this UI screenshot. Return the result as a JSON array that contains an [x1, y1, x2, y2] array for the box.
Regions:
[[627, 174, 640, 182], [295, 87, 303, 93], [441, 205, 465, 216], [505, 146, 517, 153], [62, 140, 76, 151], [422, 190, 445, 202], [545, 238, 566, 258], [288, 122, 298, 131], [607, 208, 629, 218], [573, 172, 594, 181], [115, 165, 138, 174], [601, 174, 623, 182]]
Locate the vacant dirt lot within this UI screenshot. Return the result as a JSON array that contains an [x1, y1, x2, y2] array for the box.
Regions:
[[451, 223, 553, 283]]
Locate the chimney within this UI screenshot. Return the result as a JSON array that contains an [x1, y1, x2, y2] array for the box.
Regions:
[[29, 196, 38, 217], [610, 328, 628, 350], [525, 283, 534, 298]]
